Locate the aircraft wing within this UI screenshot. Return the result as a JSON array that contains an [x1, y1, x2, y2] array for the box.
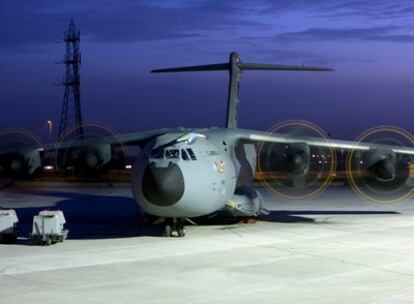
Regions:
[[0, 127, 174, 175], [234, 128, 414, 155], [0, 128, 171, 156], [48, 128, 171, 151]]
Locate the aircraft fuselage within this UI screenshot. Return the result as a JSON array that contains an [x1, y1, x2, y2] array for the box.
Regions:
[[131, 128, 261, 218]]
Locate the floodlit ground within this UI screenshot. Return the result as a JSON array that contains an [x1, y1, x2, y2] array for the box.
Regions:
[[1, 185, 414, 304]]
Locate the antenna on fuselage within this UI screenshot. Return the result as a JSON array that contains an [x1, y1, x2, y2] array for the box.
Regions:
[[151, 52, 333, 128]]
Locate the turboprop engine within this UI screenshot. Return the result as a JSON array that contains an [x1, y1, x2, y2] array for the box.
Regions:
[[283, 143, 310, 176], [362, 149, 396, 181], [70, 142, 112, 171], [1, 149, 42, 178]]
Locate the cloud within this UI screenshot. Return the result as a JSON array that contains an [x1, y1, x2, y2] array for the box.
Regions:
[[0, 0, 264, 50], [3, 0, 414, 53], [254, 0, 414, 24], [311, 1, 414, 20], [276, 26, 414, 43]]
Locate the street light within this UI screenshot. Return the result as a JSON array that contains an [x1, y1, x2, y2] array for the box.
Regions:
[[47, 120, 53, 143], [46, 120, 53, 168]]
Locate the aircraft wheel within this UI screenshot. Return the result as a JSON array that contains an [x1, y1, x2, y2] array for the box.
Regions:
[[177, 222, 186, 237], [42, 238, 51, 246], [164, 223, 172, 237]]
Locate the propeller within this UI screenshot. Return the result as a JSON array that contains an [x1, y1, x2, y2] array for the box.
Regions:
[[0, 129, 44, 179], [346, 126, 414, 205], [257, 120, 336, 200], [54, 122, 129, 177]]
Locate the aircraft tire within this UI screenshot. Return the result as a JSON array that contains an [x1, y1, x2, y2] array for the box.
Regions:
[[164, 224, 172, 237], [177, 222, 186, 237]]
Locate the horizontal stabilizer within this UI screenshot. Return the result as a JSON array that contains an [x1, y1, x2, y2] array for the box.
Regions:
[[238, 63, 333, 71], [151, 52, 334, 128], [151, 62, 333, 73], [151, 63, 229, 73]]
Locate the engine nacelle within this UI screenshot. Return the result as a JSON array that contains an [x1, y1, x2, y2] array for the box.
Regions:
[[1, 150, 42, 178], [283, 143, 310, 176], [70, 143, 111, 171], [362, 149, 396, 181], [226, 186, 264, 217]]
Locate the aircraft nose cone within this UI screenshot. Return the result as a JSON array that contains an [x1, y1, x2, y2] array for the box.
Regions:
[[10, 159, 22, 172], [142, 163, 185, 206], [85, 152, 98, 169]]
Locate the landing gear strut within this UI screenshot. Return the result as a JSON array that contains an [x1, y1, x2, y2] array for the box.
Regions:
[[164, 218, 186, 237]]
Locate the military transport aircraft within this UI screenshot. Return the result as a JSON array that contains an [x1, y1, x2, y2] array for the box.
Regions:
[[2, 52, 414, 237]]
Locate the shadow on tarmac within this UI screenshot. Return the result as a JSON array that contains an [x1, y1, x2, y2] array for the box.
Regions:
[[260, 210, 399, 223], [0, 188, 400, 241]]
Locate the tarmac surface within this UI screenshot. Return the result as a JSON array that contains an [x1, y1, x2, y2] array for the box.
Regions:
[[1, 185, 414, 303]]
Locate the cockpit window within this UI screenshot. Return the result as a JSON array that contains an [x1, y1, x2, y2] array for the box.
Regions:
[[181, 149, 190, 161], [186, 148, 197, 160], [150, 149, 164, 159], [166, 149, 180, 159]]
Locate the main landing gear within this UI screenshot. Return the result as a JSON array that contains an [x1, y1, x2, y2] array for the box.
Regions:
[[164, 218, 186, 237]]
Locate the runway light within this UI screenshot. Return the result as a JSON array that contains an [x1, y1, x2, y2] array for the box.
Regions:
[[43, 165, 54, 171], [125, 164, 132, 170]]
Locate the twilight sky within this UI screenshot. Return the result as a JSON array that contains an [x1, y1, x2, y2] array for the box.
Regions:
[[2, 0, 414, 143]]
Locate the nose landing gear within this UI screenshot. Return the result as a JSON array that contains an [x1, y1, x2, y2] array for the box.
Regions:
[[164, 218, 186, 237]]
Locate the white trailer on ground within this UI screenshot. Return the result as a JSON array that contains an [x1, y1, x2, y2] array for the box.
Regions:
[[30, 210, 69, 246], [0, 209, 19, 243]]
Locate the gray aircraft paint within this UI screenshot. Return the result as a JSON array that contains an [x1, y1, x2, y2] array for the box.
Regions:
[[132, 130, 239, 217]]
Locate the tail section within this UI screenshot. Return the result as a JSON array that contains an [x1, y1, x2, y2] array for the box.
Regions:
[[151, 52, 333, 128]]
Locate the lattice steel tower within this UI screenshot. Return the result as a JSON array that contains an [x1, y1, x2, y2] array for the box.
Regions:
[[58, 19, 84, 141]]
